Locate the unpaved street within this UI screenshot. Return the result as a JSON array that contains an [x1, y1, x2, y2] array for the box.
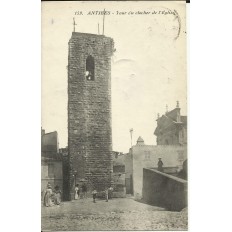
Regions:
[[42, 197, 187, 231]]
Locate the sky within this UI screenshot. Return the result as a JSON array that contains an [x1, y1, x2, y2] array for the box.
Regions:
[[42, 1, 187, 153]]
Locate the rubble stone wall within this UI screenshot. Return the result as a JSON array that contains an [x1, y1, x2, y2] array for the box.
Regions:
[[67, 32, 114, 198]]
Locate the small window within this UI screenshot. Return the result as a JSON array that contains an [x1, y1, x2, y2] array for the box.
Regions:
[[178, 151, 184, 161], [86, 55, 95, 81], [144, 151, 151, 160], [144, 154, 150, 160]]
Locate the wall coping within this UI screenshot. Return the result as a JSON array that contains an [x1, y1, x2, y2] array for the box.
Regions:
[[144, 168, 187, 184], [132, 144, 187, 148], [71, 32, 113, 41], [147, 166, 180, 169], [72, 32, 106, 37]]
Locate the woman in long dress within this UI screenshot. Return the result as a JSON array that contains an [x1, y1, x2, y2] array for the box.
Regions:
[[44, 183, 53, 207], [74, 184, 79, 200], [54, 185, 62, 205]]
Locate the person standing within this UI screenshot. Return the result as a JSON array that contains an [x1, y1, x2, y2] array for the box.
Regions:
[[74, 184, 79, 200], [54, 185, 62, 205], [108, 186, 113, 199], [158, 158, 164, 172], [92, 190, 97, 203], [82, 183, 87, 198], [44, 183, 53, 207]]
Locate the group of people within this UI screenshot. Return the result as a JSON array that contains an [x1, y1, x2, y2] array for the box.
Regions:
[[92, 186, 113, 203], [74, 183, 87, 200], [43, 183, 62, 207], [43, 182, 114, 206], [74, 183, 114, 203]]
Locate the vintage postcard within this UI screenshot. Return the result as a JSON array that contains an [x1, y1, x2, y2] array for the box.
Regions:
[[42, 1, 187, 231]]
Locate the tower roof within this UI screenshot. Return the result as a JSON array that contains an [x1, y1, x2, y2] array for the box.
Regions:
[[137, 136, 145, 145]]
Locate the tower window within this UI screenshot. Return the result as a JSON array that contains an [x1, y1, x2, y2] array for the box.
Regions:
[[86, 55, 95, 81]]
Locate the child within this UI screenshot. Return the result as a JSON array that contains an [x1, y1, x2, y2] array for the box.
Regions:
[[92, 190, 97, 203], [108, 186, 113, 199], [74, 184, 79, 200]]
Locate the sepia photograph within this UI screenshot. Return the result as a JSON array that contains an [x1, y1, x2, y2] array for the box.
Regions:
[[41, 1, 187, 230]]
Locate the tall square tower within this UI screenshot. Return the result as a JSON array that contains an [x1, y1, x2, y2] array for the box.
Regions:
[[67, 32, 114, 199]]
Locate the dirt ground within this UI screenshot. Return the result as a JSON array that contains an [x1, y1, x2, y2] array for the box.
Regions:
[[41, 197, 188, 231]]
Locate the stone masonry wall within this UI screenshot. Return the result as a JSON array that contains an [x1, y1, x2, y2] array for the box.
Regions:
[[143, 168, 187, 211], [67, 32, 114, 198]]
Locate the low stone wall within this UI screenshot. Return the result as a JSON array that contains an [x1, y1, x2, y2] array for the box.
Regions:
[[142, 168, 187, 211]]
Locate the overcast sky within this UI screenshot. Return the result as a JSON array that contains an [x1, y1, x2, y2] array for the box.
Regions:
[[42, 1, 187, 153]]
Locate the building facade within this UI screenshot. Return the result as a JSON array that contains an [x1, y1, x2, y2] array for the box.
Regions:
[[154, 102, 187, 145], [126, 137, 187, 198], [67, 32, 115, 199], [41, 128, 63, 196], [125, 151, 133, 194], [112, 152, 126, 197], [41, 129, 59, 158], [41, 157, 63, 192]]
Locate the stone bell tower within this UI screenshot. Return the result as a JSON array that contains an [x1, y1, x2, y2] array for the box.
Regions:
[[66, 31, 114, 199]]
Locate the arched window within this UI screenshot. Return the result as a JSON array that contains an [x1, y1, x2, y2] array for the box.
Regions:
[[85, 55, 95, 81]]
